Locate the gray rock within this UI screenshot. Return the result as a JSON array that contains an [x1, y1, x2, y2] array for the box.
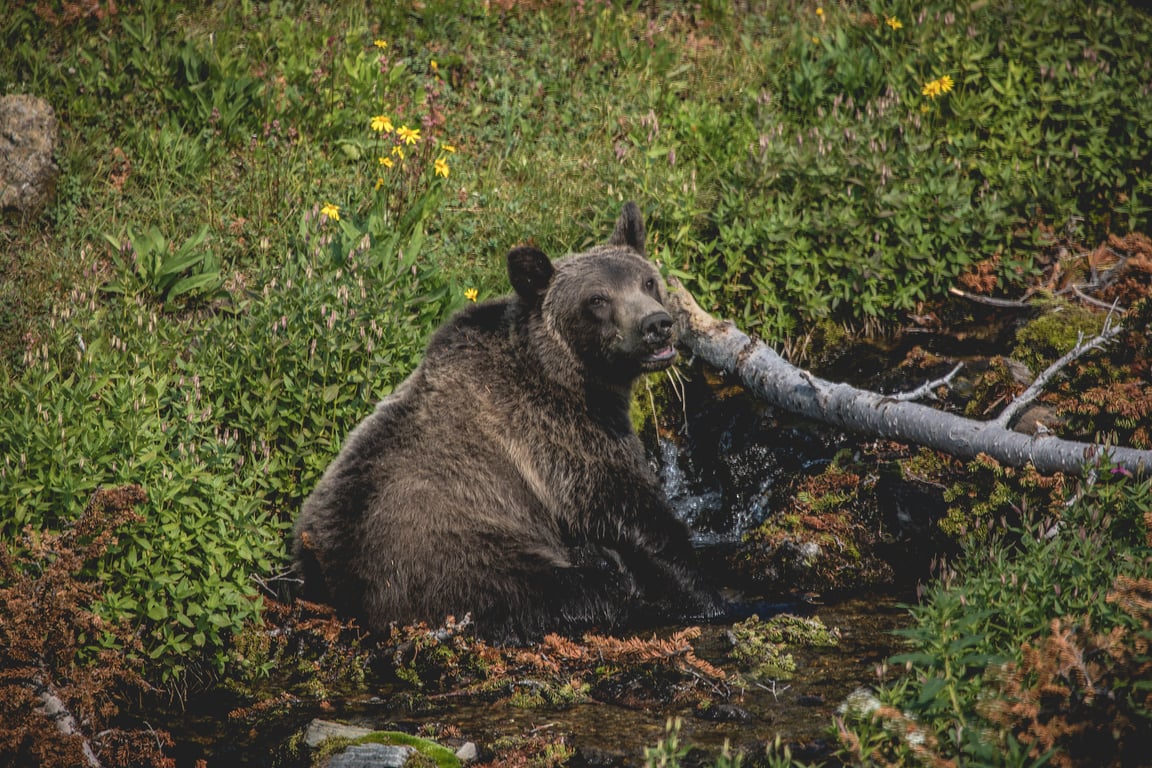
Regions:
[[323, 743, 415, 768], [304, 718, 374, 748], [455, 741, 478, 762], [0, 94, 59, 214]]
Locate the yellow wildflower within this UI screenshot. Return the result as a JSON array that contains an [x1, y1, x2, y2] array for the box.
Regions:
[[320, 203, 340, 221], [922, 75, 954, 98], [434, 157, 450, 178], [374, 39, 388, 49], [375, 177, 385, 190], [885, 15, 903, 30], [812, 36, 820, 44], [440, 143, 457, 153], [396, 125, 421, 145], [391, 145, 405, 161], [379, 156, 394, 168], [371, 114, 394, 133], [816, 7, 824, 17], [464, 288, 478, 302], [430, 59, 439, 72]]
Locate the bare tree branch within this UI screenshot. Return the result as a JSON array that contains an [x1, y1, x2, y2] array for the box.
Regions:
[[32, 670, 104, 768], [948, 287, 1030, 308], [889, 363, 965, 402], [992, 312, 1123, 429], [668, 280, 1152, 477]]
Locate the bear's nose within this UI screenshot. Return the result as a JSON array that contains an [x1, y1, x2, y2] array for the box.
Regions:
[[641, 310, 674, 344]]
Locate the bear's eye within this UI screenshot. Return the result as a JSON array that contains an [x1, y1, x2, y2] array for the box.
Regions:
[[644, 277, 656, 291], [587, 295, 608, 309]]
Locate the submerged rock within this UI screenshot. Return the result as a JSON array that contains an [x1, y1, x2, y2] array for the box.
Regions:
[[303, 720, 462, 768], [323, 743, 415, 768]]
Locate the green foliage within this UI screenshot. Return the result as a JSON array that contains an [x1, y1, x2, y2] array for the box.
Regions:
[[838, 466, 1152, 765], [3, 0, 1152, 716], [102, 225, 222, 308], [644, 717, 744, 768], [644, 717, 691, 768], [0, 230, 442, 681], [612, 0, 1152, 338]]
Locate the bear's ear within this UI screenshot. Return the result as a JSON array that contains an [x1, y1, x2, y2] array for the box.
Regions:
[[607, 201, 646, 256], [507, 246, 554, 304]]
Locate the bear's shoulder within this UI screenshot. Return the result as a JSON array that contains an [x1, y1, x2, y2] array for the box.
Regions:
[[424, 297, 519, 357]]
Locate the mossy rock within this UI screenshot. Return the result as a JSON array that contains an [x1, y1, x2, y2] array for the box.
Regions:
[[728, 614, 840, 682], [315, 731, 461, 768], [1012, 301, 1105, 374]]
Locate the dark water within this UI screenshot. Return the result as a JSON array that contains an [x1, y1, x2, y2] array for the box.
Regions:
[[298, 592, 910, 765]]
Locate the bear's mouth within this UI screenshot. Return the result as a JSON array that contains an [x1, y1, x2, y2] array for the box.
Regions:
[[641, 344, 678, 369]]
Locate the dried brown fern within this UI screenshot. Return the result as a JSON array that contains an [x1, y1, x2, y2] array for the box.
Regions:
[[981, 575, 1152, 767], [0, 485, 174, 768]]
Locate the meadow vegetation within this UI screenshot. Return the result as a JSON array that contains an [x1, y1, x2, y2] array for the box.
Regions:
[[2, 0, 1152, 764]]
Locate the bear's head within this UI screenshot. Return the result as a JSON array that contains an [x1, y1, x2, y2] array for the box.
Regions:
[[507, 202, 676, 389]]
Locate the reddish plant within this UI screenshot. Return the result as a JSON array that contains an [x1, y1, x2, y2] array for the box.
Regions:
[[0, 485, 173, 768]]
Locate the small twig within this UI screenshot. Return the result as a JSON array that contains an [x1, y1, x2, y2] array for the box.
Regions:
[[888, 362, 965, 402], [1069, 283, 1125, 312], [754, 679, 791, 701], [993, 310, 1124, 429], [948, 286, 1030, 308], [249, 569, 302, 596], [528, 722, 559, 734], [664, 365, 690, 436]]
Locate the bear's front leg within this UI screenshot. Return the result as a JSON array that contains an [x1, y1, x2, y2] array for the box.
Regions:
[[610, 536, 727, 623]]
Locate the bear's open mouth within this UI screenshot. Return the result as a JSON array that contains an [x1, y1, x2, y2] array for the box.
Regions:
[[642, 345, 678, 368]]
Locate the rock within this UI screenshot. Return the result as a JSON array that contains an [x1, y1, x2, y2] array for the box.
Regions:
[[323, 743, 415, 768], [695, 702, 753, 723], [304, 719, 374, 748], [455, 741, 478, 762], [1011, 404, 1064, 436], [0, 94, 59, 214]]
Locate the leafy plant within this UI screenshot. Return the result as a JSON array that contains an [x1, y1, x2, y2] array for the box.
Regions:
[[837, 465, 1152, 765], [102, 225, 222, 308]]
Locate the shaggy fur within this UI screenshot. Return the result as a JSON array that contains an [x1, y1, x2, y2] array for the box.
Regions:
[[294, 203, 722, 642]]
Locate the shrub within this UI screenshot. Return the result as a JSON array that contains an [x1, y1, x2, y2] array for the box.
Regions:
[[837, 466, 1152, 765]]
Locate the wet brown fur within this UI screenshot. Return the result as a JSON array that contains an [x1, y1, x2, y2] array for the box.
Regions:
[[294, 203, 722, 642]]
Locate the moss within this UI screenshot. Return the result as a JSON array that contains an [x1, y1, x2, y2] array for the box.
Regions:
[[1012, 301, 1105, 374], [728, 614, 839, 682], [313, 731, 461, 768]]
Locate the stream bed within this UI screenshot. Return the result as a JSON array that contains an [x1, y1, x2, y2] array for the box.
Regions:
[[164, 356, 934, 766]]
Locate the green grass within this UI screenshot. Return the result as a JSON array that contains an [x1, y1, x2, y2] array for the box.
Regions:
[[1, 0, 1151, 701]]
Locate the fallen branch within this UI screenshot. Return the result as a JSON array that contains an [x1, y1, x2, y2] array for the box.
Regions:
[[992, 310, 1123, 429], [668, 280, 1152, 477], [889, 362, 964, 403]]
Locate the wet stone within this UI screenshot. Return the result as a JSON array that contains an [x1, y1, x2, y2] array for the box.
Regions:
[[323, 743, 415, 768], [304, 719, 374, 748]]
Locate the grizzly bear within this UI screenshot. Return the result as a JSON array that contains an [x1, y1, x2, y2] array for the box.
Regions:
[[294, 202, 723, 642]]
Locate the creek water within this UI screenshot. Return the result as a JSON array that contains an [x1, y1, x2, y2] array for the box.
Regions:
[[166, 362, 926, 766]]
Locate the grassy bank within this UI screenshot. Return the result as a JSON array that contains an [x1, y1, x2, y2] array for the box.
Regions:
[[3, 0, 1152, 764]]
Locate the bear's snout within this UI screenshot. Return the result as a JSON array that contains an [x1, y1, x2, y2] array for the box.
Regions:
[[641, 310, 674, 346], [639, 309, 677, 369]]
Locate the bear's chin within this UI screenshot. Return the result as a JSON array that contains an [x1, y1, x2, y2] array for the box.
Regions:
[[640, 345, 678, 371]]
